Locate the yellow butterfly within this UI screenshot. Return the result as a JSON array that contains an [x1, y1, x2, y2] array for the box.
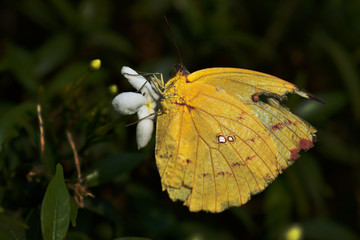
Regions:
[[113, 64, 318, 213]]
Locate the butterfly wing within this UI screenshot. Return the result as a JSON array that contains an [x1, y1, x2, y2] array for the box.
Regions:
[[155, 68, 317, 213]]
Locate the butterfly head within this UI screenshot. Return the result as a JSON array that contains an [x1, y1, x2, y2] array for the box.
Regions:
[[169, 64, 190, 78]]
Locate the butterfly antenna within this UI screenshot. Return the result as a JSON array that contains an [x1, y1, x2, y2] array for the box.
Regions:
[[125, 112, 157, 127], [163, 16, 183, 66]]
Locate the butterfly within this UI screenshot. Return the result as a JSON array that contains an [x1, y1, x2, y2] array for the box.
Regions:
[[113, 64, 318, 213]]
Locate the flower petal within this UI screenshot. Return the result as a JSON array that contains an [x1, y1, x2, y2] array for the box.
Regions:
[[112, 92, 146, 115], [137, 104, 156, 120], [121, 66, 160, 101], [136, 118, 154, 149], [136, 105, 155, 149], [121, 66, 150, 91]]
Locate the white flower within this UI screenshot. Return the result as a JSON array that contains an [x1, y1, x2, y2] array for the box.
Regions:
[[112, 66, 160, 149]]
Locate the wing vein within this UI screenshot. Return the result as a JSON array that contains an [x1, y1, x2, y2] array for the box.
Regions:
[[195, 107, 279, 177], [172, 106, 185, 185], [209, 149, 218, 212], [188, 135, 200, 209], [159, 112, 177, 179], [194, 93, 278, 157], [252, 104, 306, 144]]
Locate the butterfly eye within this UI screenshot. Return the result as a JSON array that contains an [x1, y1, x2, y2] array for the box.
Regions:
[[169, 64, 190, 78], [169, 64, 182, 78]]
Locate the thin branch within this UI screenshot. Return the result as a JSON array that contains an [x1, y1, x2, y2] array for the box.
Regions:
[[125, 112, 157, 127], [37, 103, 45, 165], [27, 103, 48, 182], [66, 130, 94, 208], [66, 131, 81, 183]]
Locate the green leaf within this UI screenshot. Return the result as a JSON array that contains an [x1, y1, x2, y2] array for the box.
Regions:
[[85, 153, 144, 187], [19, 0, 60, 30], [87, 31, 133, 55], [41, 163, 70, 240], [0, 214, 28, 240], [49, 0, 77, 25], [2, 44, 38, 95], [0, 102, 36, 152], [314, 31, 360, 122], [69, 197, 78, 227], [44, 62, 87, 99], [78, 0, 111, 31], [34, 33, 74, 76]]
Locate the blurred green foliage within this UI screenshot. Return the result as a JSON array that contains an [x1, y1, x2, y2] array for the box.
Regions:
[[0, 0, 359, 239]]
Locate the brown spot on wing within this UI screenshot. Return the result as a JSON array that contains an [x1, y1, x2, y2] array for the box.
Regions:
[[299, 138, 313, 150], [290, 149, 300, 162], [269, 122, 285, 130], [289, 138, 314, 162], [202, 173, 210, 177], [237, 111, 246, 120], [232, 162, 242, 167], [245, 155, 256, 162], [251, 93, 260, 102], [246, 136, 260, 143], [216, 171, 232, 177], [285, 119, 293, 125]]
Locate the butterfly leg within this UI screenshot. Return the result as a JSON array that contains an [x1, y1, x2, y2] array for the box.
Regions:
[[149, 73, 165, 94]]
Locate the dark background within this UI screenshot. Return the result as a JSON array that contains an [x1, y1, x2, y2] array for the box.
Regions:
[[0, 0, 359, 239]]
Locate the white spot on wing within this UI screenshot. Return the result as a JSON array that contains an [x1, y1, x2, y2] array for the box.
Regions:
[[218, 135, 226, 143]]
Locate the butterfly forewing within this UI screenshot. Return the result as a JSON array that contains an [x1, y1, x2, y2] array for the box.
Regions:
[[188, 68, 300, 102]]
